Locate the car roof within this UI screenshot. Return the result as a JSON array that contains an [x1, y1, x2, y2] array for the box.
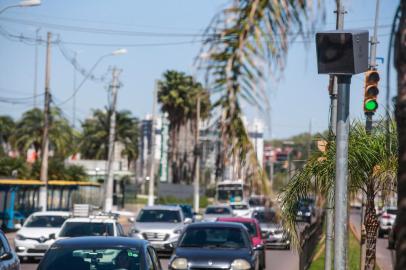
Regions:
[[186, 222, 246, 230], [217, 217, 258, 223], [64, 217, 116, 223], [53, 236, 148, 249], [230, 202, 249, 205], [142, 205, 182, 211], [32, 211, 70, 216], [206, 205, 232, 209]]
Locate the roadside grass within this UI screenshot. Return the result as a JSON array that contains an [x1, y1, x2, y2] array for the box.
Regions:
[[309, 229, 379, 270]]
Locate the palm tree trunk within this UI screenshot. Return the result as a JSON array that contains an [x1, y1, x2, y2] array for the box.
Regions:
[[395, 2, 406, 269], [363, 184, 379, 270]]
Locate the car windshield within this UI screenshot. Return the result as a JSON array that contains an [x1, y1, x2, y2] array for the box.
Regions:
[[386, 209, 397, 215], [179, 227, 248, 249], [248, 197, 266, 207], [253, 211, 277, 223], [38, 247, 142, 270], [137, 210, 181, 223], [59, 222, 114, 237], [231, 204, 249, 210], [25, 215, 67, 228], [205, 207, 231, 215]]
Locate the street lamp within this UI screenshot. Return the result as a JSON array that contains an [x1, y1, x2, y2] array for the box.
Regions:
[[0, 0, 41, 15]]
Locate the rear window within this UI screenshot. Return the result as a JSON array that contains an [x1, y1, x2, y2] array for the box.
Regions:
[[386, 209, 397, 215], [59, 222, 114, 237], [231, 204, 249, 210], [205, 207, 231, 215]]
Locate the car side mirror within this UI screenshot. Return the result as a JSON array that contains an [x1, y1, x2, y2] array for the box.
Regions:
[[14, 223, 22, 230], [49, 233, 56, 240], [184, 218, 192, 224], [0, 252, 12, 261], [128, 217, 136, 223]]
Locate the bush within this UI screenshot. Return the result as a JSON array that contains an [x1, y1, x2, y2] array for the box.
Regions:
[[0, 157, 30, 178], [156, 195, 209, 208]]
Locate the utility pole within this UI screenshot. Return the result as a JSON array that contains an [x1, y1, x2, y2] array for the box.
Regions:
[[39, 32, 52, 212], [147, 81, 158, 206], [104, 67, 121, 212], [324, 2, 345, 269], [33, 27, 40, 108], [72, 52, 77, 128], [193, 94, 201, 213]]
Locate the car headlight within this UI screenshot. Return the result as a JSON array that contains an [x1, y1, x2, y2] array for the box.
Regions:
[[305, 212, 311, 216], [297, 211, 302, 215], [15, 234, 26, 241], [171, 258, 188, 269], [231, 259, 251, 270]]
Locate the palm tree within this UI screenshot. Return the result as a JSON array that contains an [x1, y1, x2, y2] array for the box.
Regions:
[[280, 121, 397, 270], [158, 70, 210, 183], [12, 108, 76, 159], [80, 109, 139, 167], [394, 1, 406, 269], [0, 115, 15, 155]]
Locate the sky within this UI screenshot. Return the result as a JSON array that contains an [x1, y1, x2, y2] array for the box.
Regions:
[[0, 0, 400, 139]]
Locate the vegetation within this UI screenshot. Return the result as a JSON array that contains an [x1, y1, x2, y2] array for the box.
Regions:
[[280, 120, 397, 270], [156, 195, 209, 209]]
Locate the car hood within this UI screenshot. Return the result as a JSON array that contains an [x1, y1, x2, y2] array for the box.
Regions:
[[133, 222, 183, 232], [18, 227, 60, 238], [175, 247, 251, 263]]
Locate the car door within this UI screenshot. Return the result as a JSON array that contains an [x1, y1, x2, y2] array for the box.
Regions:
[[0, 231, 18, 270]]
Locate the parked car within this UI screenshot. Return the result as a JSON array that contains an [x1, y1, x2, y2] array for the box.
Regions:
[[38, 237, 162, 270], [0, 229, 19, 269], [203, 205, 234, 221], [14, 211, 70, 260], [230, 202, 252, 217], [129, 205, 191, 254], [388, 217, 398, 249], [169, 222, 262, 270], [378, 206, 397, 238], [57, 214, 126, 239], [217, 217, 266, 269]]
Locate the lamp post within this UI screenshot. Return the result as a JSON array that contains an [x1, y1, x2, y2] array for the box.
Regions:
[[0, 0, 41, 14]]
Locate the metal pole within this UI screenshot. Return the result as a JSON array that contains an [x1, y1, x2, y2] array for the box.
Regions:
[[39, 32, 52, 212], [104, 67, 120, 212], [72, 52, 77, 128], [334, 75, 351, 270], [33, 28, 40, 108], [193, 95, 201, 213], [324, 2, 345, 269], [147, 81, 158, 206], [369, 0, 380, 70]]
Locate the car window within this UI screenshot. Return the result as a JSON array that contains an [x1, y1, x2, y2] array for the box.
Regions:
[[137, 210, 181, 223], [25, 215, 67, 228], [231, 204, 249, 210], [205, 207, 231, 215], [148, 247, 160, 270], [117, 223, 125, 236], [59, 222, 114, 237], [386, 209, 397, 215], [241, 222, 257, 236], [253, 211, 277, 223]]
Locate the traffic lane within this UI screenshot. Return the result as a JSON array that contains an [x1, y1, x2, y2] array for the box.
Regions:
[[350, 208, 395, 270]]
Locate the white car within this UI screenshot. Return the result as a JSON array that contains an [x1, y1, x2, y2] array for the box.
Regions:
[[378, 206, 397, 238], [14, 211, 70, 259], [56, 215, 126, 239], [230, 202, 251, 217]]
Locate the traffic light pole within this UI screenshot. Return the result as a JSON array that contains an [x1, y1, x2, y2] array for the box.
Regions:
[[334, 75, 351, 270]]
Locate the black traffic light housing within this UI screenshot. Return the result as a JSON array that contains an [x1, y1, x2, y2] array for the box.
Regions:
[[363, 70, 380, 113]]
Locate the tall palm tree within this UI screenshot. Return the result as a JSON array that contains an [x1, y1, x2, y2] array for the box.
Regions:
[[280, 121, 397, 270], [12, 108, 75, 159], [80, 109, 139, 167], [0, 115, 15, 155], [395, 1, 406, 269]]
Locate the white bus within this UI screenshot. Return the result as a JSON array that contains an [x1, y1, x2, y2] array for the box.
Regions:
[[216, 180, 249, 203]]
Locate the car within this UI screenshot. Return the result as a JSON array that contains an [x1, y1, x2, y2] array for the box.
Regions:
[[14, 211, 70, 259], [37, 236, 162, 270], [129, 205, 191, 254], [57, 214, 126, 239], [378, 206, 397, 238], [230, 202, 252, 217], [203, 205, 234, 221], [251, 209, 277, 235], [295, 200, 315, 223], [169, 204, 195, 221], [217, 217, 266, 269], [388, 217, 398, 249], [169, 222, 262, 270], [0, 229, 19, 269]]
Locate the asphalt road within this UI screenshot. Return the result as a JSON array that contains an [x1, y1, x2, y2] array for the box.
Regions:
[[350, 208, 395, 270]]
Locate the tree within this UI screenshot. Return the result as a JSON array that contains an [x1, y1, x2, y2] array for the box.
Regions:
[[30, 159, 87, 180], [0, 115, 15, 155], [0, 157, 30, 179], [395, 1, 406, 269], [12, 108, 76, 159], [158, 70, 210, 183], [280, 121, 397, 270], [80, 109, 139, 167]]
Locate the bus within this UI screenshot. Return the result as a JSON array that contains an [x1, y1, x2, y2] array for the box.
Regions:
[[216, 180, 249, 203]]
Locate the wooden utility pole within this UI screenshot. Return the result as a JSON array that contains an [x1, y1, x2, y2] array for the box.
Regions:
[[39, 32, 52, 211]]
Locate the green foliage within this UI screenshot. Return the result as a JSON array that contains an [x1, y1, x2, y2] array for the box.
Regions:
[[30, 159, 87, 180], [0, 157, 30, 178], [0, 115, 16, 155], [156, 195, 209, 209]]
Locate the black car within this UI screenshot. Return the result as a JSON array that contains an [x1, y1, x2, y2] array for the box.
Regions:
[[0, 230, 19, 270], [295, 199, 315, 223], [38, 236, 162, 270], [169, 222, 262, 270]]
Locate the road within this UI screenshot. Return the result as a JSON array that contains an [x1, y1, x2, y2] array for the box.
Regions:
[[350, 208, 395, 270], [6, 230, 299, 270]]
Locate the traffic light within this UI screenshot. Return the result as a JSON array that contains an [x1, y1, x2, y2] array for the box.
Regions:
[[363, 70, 379, 113]]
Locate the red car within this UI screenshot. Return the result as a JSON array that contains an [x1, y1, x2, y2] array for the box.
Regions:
[[217, 217, 266, 269]]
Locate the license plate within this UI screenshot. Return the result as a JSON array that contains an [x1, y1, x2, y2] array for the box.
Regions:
[[35, 244, 48, 250]]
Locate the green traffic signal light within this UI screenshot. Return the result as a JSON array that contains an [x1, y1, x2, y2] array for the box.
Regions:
[[364, 99, 378, 112]]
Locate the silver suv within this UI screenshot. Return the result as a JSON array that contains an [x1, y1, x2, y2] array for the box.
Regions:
[[129, 205, 191, 253]]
